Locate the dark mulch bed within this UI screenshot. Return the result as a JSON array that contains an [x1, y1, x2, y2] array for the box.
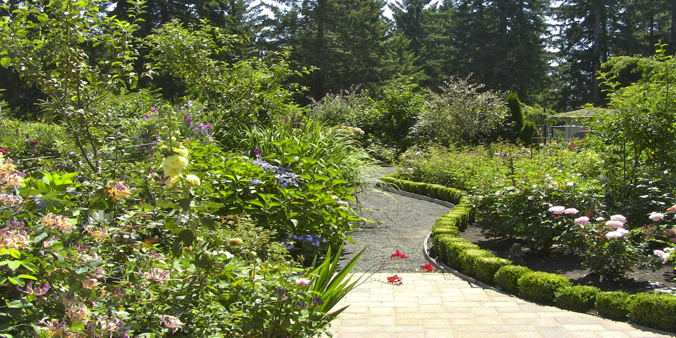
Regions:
[[459, 224, 676, 294]]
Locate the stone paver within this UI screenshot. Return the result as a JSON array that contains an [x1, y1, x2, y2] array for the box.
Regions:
[[322, 273, 675, 338]]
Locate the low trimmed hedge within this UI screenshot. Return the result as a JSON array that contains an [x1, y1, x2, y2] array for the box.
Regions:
[[494, 265, 532, 294], [380, 174, 676, 334], [475, 257, 512, 284], [458, 249, 494, 276], [444, 240, 480, 269], [595, 291, 632, 321], [555, 285, 600, 313], [629, 293, 676, 332], [518, 271, 572, 305]]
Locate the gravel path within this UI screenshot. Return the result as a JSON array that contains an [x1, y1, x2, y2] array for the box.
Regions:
[[340, 167, 451, 273]]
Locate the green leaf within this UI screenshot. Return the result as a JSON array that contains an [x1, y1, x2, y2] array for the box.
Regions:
[[16, 274, 37, 280], [74, 266, 89, 274], [0, 57, 10, 68], [7, 261, 20, 270], [85, 259, 104, 268], [33, 232, 48, 244], [178, 229, 195, 247]]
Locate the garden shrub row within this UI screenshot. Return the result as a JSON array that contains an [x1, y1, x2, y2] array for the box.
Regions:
[[381, 174, 676, 334]]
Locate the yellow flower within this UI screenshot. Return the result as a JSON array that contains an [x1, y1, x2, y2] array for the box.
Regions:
[[185, 174, 200, 187], [172, 147, 189, 158], [166, 176, 181, 188], [105, 181, 131, 203], [229, 238, 243, 246], [163, 155, 189, 170], [164, 166, 182, 177]]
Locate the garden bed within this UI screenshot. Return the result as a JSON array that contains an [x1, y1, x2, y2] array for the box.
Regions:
[[460, 224, 676, 294]]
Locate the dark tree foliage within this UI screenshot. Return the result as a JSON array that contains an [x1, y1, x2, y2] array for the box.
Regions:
[[418, 0, 549, 104], [265, 0, 395, 102], [390, 0, 431, 57]]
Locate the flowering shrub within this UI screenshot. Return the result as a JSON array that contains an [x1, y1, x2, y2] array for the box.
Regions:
[[560, 209, 668, 280], [0, 125, 363, 336]]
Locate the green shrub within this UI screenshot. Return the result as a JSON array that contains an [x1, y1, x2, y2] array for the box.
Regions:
[[232, 120, 375, 190], [595, 291, 632, 321], [410, 76, 508, 147], [0, 118, 76, 164], [555, 285, 600, 313], [445, 240, 480, 269], [474, 257, 512, 284], [518, 272, 572, 305], [380, 176, 403, 189], [629, 293, 676, 332], [435, 216, 457, 226], [494, 265, 533, 294], [432, 225, 460, 237], [435, 236, 467, 262], [458, 249, 494, 276]]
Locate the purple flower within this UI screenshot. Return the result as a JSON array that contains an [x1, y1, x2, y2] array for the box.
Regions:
[[143, 114, 150, 120], [17, 281, 50, 296], [253, 147, 262, 159], [312, 297, 324, 306], [183, 114, 193, 126], [195, 123, 212, 135], [250, 179, 263, 185], [150, 107, 158, 114]]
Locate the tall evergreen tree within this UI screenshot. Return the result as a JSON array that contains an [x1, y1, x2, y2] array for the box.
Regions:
[[390, 0, 431, 57], [425, 0, 549, 103], [267, 0, 394, 101], [554, 0, 617, 109]]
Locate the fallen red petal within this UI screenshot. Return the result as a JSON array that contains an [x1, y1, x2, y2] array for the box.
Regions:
[[421, 263, 434, 272], [387, 274, 402, 285], [390, 250, 408, 259]]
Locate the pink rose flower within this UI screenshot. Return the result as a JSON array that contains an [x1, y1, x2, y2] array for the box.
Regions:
[[548, 206, 566, 214], [606, 228, 628, 239], [649, 212, 665, 222], [564, 208, 579, 215], [654, 249, 671, 262], [610, 215, 627, 223], [295, 278, 311, 286], [574, 216, 590, 225], [605, 220, 624, 228]]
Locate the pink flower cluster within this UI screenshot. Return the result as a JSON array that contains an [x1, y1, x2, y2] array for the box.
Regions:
[[41, 213, 73, 233], [654, 248, 674, 263], [548, 206, 579, 215], [0, 222, 31, 250], [144, 267, 170, 283], [160, 315, 183, 332]]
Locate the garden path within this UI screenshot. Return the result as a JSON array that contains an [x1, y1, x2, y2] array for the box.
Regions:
[[325, 168, 675, 338]]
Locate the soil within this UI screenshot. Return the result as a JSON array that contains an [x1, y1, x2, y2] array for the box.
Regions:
[[459, 224, 676, 294]]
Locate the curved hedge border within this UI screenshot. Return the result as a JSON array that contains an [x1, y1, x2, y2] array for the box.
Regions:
[[380, 174, 676, 334]]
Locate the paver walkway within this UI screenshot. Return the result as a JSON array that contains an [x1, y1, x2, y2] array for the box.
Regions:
[[325, 167, 674, 337], [325, 272, 674, 338]]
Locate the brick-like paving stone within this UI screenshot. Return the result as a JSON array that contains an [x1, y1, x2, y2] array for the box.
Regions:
[[322, 273, 675, 338]]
